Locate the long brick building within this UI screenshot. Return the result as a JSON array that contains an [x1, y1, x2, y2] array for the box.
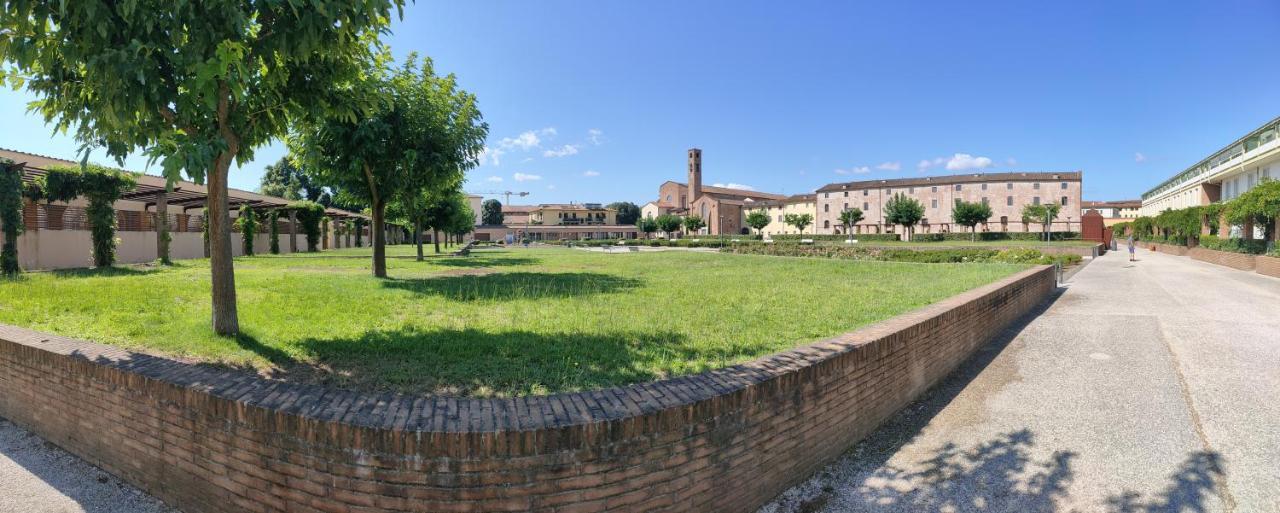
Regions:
[[814, 171, 1083, 235]]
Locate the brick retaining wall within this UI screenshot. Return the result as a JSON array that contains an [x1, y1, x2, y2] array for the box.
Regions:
[[1255, 255, 1280, 278], [0, 266, 1056, 513], [1188, 247, 1257, 271], [1145, 242, 1191, 256]]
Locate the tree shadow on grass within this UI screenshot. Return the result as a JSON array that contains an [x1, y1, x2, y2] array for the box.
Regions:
[[46, 266, 164, 279], [381, 272, 641, 301], [426, 255, 540, 268], [249, 328, 692, 397]]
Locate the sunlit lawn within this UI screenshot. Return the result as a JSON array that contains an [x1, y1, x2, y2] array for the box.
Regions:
[[0, 246, 1026, 396]]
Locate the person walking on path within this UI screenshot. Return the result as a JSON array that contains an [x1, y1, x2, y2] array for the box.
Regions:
[[1127, 234, 1136, 262]]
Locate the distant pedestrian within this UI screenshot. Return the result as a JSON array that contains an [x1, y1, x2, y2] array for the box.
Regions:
[[1127, 234, 1135, 262]]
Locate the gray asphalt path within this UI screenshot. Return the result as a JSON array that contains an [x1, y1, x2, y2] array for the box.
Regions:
[[0, 418, 175, 513], [762, 248, 1280, 513]]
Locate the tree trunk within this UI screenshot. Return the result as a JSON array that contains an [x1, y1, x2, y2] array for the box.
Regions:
[[971, 225, 976, 242], [371, 200, 387, 278], [433, 229, 441, 253], [207, 154, 239, 336], [415, 219, 424, 261], [156, 189, 171, 264]]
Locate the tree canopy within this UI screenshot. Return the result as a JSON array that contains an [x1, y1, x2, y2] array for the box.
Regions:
[[952, 200, 993, 240], [636, 217, 659, 239], [838, 208, 864, 233], [784, 213, 813, 234], [745, 210, 771, 234], [884, 193, 924, 239], [683, 215, 705, 234], [654, 214, 682, 237], [608, 202, 641, 225], [293, 53, 488, 277], [2, 0, 405, 334], [481, 199, 504, 225], [260, 158, 328, 205]]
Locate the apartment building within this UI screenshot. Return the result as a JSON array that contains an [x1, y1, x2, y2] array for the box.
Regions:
[[754, 194, 818, 236], [532, 203, 616, 226], [814, 171, 1084, 235], [1140, 116, 1280, 217]]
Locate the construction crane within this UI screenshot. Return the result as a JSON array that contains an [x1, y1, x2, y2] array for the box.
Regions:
[[470, 190, 530, 206]]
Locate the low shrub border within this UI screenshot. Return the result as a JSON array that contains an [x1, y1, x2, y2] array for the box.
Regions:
[[1189, 246, 1257, 271], [0, 267, 1055, 513], [911, 231, 1080, 242]]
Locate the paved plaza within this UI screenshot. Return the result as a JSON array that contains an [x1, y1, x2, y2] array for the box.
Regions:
[[764, 248, 1280, 513]]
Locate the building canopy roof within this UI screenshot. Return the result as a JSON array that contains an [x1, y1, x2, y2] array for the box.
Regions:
[[1, 147, 371, 221], [816, 171, 1083, 193]]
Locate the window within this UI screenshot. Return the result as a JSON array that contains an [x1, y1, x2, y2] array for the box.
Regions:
[[955, 198, 962, 206], [843, 191, 848, 197], [1033, 182, 1041, 190], [909, 187, 915, 194], [863, 189, 869, 196], [885, 188, 891, 195], [981, 183, 988, 190], [1007, 196, 1013, 206], [777, 215, 783, 222], [931, 186, 937, 193], [1060, 182, 1068, 190], [1060, 196, 1068, 206], [843, 203, 848, 210], [931, 199, 938, 208], [823, 220, 830, 229], [1006, 183, 1013, 190], [823, 204, 829, 212], [824, 192, 829, 198], [982, 197, 989, 205], [1033, 197, 1041, 205], [955, 184, 962, 191], [863, 202, 869, 210]]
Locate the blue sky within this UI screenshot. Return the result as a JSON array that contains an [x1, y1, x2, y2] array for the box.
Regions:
[[3, 0, 1278, 205]]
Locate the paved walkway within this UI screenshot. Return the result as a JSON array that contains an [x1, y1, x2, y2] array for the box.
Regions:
[[763, 248, 1280, 513]]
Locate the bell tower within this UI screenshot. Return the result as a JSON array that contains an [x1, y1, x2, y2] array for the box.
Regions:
[[688, 148, 702, 203]]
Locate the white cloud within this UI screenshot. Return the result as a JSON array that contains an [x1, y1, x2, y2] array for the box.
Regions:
[[1135, 152, 1147, 163], [485, 176, 503, 183], [513, 172, 542, 182], [543, 144, 580, 158], [945, 153, 994, 171], [835, 166, 871, 175], [1006, 157, 1019, 167], [479, 146, 505, 166], [587, 129, 605, 145], [711, 182, 756, 191], [917, 157, 947, 172], [582, 170, 600, 177], [876, 161, 901, 171], [500, 131, 542, 151]]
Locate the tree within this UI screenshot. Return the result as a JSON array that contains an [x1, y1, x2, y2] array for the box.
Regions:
[[884, 193, 924, 240], [838, 208, 864, 235], [785, 213, 814, 235], [447, 200, 476, 244], [636, 217, 659, 239], [30, 164, 136, 267], [2, 0, 404, 335], [683, 215, 706, 235], [0, 159, 24, 276], [952, 200, 993, 241], [260, 157, 327, 205], [655, 214, 683, 238], [1021, 203, 1061, 241], [481, 199, 504, 225], [293, 54, 487, 277], [745, 210, 771, 235], [292, 201, 327, 252], [608, 202, 641, 225]]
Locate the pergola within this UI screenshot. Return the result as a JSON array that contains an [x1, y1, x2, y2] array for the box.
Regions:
[[2, 147, 394, 252]]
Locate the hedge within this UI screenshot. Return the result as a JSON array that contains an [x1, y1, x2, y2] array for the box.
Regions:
[[1197, 235, 1268, 255], [723, 243, 1081, 266], [910, 231, 1080, 242], [771, 233, 901, 242]]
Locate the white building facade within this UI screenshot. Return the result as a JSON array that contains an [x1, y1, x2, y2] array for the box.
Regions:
[[1140, 116, 1280, 217]]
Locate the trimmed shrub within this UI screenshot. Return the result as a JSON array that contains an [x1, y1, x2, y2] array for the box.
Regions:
[[911, 231, 1081, 242], [772, 233, 901, 242], [1197, 234, 1268, 255]]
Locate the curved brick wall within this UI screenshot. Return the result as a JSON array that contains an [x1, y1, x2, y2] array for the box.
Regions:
[[0, 266, 1055, 513]]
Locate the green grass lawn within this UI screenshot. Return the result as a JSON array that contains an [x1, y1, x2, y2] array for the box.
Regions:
[[0, 247, 1026, 397]]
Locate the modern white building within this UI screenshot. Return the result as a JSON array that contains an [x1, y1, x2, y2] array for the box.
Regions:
[[1140, 116, 1280, 216]]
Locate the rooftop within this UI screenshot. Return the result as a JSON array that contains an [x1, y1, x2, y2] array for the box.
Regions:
[[1082, 199, 1142, 209], [817, 171, 1083, 193]]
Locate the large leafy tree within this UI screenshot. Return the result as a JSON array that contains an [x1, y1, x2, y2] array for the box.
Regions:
[[952, 200, 993, 241], [636, 217, 659, 239], [608, 201, 641, 225], [481, 199, 504, 225], [884, 193, 924, 240], [1, 0, 403, 335], [260, 157, 328, 205], [745, 210, 770, 235], [294, 54, 487, 277]]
